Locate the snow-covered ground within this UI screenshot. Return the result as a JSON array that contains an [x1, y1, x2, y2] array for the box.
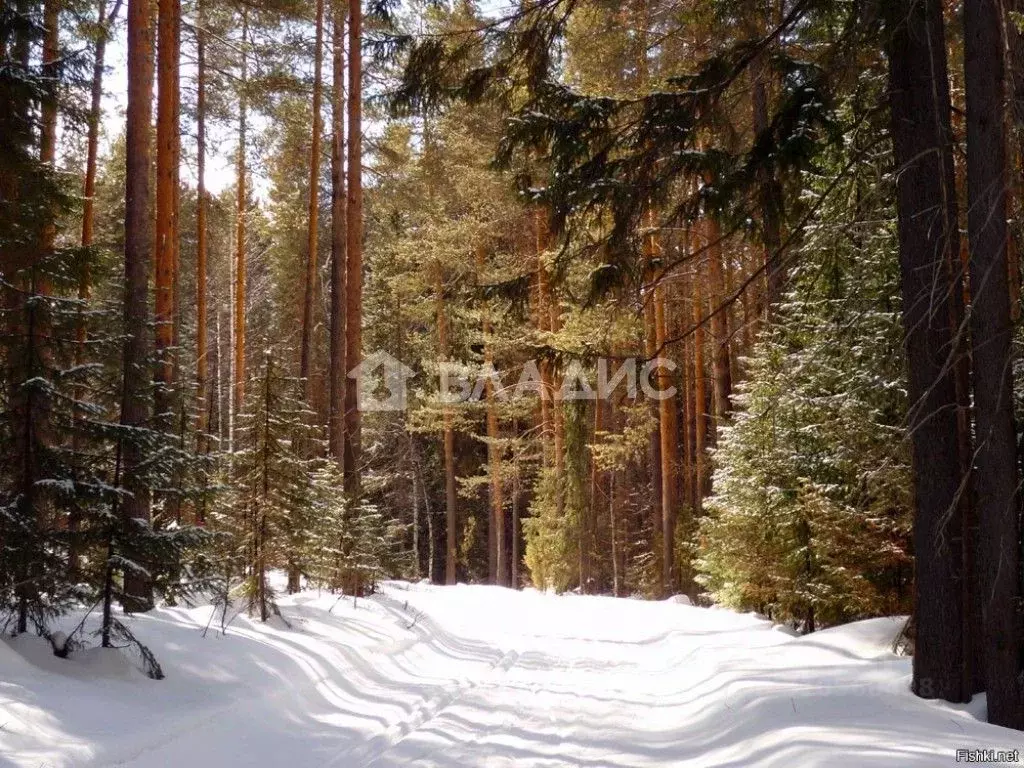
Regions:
[[2, 580, 1022, 767]]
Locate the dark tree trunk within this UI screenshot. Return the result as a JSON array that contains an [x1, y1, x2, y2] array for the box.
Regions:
[[121, 0, 155, 612], [329, 0, 347, 466], [73, 0, 118, 571], [964, 0, 1024, 728], [884, 0, 971, 703]]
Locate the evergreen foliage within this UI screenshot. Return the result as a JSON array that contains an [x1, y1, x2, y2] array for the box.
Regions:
[[698, 103, 913, 628]]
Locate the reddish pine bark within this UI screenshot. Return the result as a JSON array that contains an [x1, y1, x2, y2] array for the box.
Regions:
[[301, 0, 325, 408], [329, 0, 348, 465], [120, 0, 155, 612], [343, 0, 363, 493]]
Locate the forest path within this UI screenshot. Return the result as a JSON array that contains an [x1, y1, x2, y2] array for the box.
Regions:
[[343, 583, 977, 768], [1, 580, 1015, 768]]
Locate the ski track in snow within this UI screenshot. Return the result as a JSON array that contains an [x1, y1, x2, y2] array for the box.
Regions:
[[1, 579, 1022, 767]]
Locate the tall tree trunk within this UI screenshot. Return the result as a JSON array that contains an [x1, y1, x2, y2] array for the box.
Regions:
[[884, 0, 971, 704], [301, 0, 325, 408], [79, 0, 119, 345], [706, 218, 732, 421], [436, 262, 457, 585], [329, 0, 347, 465], [120, 0, 155, 612], [681, 328, 695, 512], [343, 0, 362, 493], [155, 0, 180, 431], [72, 0, 116, 569], [479, 247, 505, 586], [740, 244, 756, 355], [751, 6, 785, 317], [539, 243, 565, 520], [654, 282, 679, 596], [1006, 0, 1024, 320], [512, 461, 521, 589], [691, 249, 707, 512], [585, 397, 603, 595], [964, 0, 1024, 728], [195, 0, 208, 471], [233, 8, 248, 424], [535, 211, 554, 472], [643, 227, 663, 551]]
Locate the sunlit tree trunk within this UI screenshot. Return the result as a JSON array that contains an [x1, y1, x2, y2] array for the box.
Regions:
[[585, 397, 603, 595], [706, 218, 732, 421], [195, 0, 208, 471], [750, 4, 785, 317], [301, 0, 325, 413], [155, 0, 180, 434], [691, 249, 707, 512], [75, 0, 118, 570], [233, 8, 248, 423], [479, 246, 505, 586], [343, 0, 363, 493], [120, 0, 155, 612], [329, 0, 347, 466], [654, 281, 678, 596], [436, 262, 457, 585]]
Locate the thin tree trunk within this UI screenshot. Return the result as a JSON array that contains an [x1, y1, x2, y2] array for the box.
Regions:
[[537, 226, 565, 518], [884, 0, 971, 704], [643, 220, 662, 550], [751, 7, 785, 317], [78, 0, 120, 357], [740, 244, 756, 354], [534, 213, 554, 472], [329, 0, 347, 465], [435, 262, 458, 585], [511, 462, 521, 589], [681, 327, 694, 512], [421, 461, 436, 583], [343, 0, 362, 494], [74, 0, 118, 570], [964, 0, 1024, 728], [410, 438, 420, 579], [654, 282, 679, 596], [195, 0, 209, 469], [155, 0, 180, 431], [479, 247, 505, 586], [706, 218, 732, 421], [583, 397, 603, 595], [233, 8, 248, 421], [301, 0, 325, 408], [120, 0, 155, 612], [691, 249, 707, 512]]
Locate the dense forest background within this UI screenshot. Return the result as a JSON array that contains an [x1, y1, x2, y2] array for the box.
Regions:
[[2, 0, 1024, 728]]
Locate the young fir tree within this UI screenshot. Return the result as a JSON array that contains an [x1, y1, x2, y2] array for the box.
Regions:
[[697, 98, 913, 629]]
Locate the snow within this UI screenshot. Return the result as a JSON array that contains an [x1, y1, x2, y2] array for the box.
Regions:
[[1, 581, 1022, 767]]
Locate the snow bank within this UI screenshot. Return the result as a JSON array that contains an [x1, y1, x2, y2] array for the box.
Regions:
[[789, 616, 907, 660], [1, 584, 1021, 767]]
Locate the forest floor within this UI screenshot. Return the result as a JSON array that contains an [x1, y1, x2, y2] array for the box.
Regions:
[[1, 578, 1021, 767]]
